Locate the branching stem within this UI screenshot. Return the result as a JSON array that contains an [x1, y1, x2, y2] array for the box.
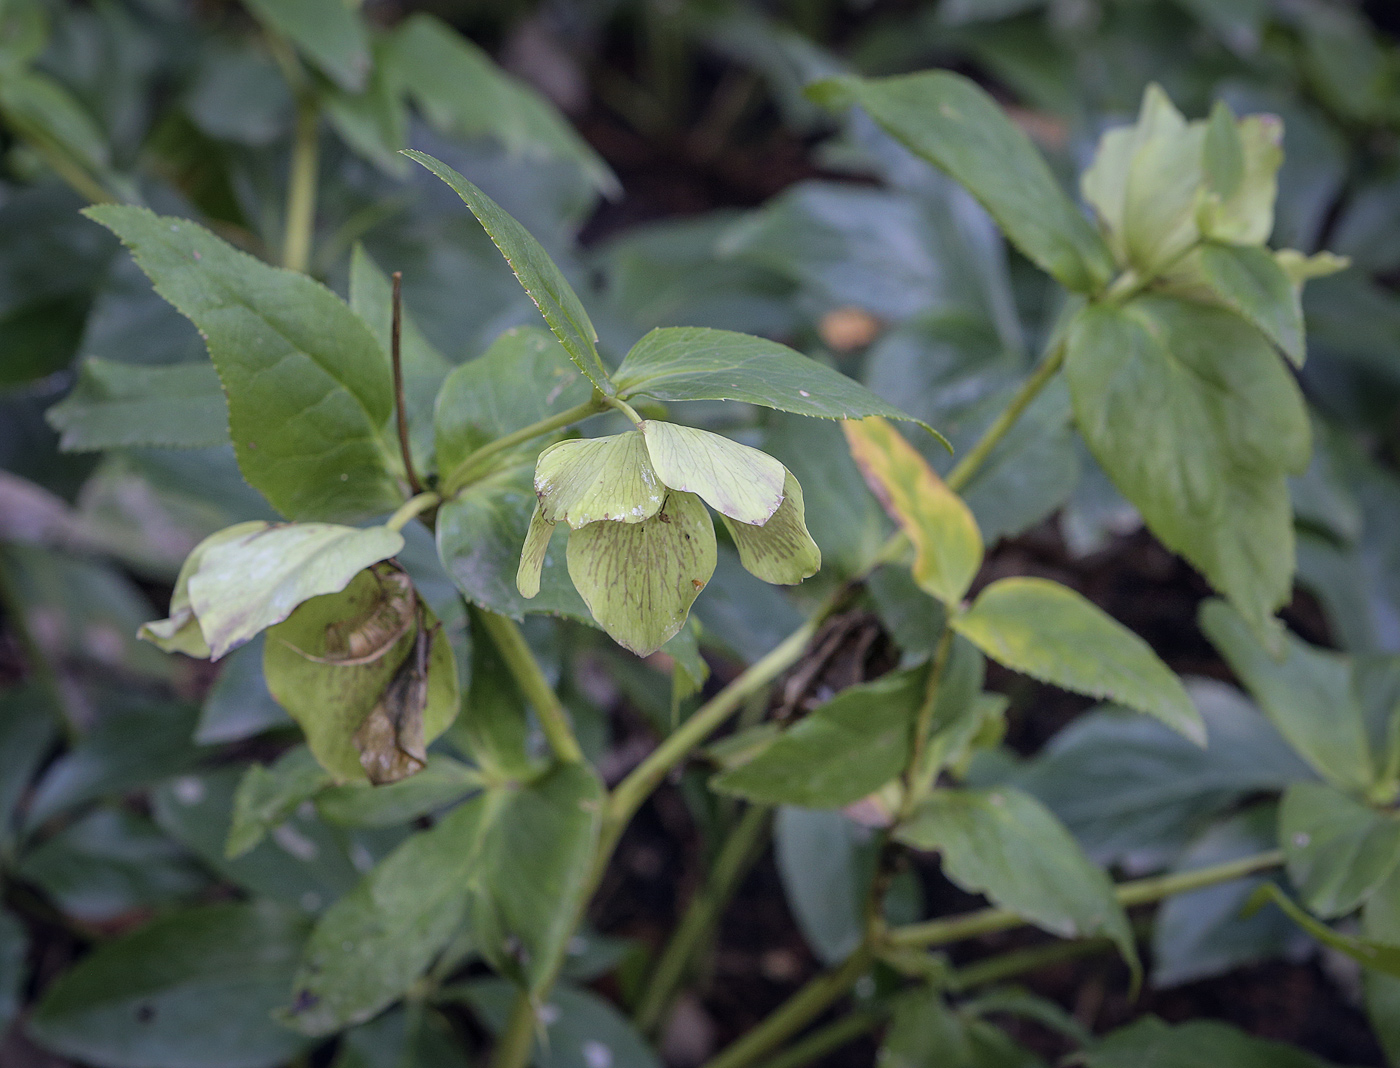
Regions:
[[443, 397, 607, 496], [391, 271, 423, 496]]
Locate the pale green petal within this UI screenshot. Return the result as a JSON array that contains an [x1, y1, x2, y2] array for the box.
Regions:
[[567, 490, 717, 656], [188, 522, 405, 659], [534, 431, 664, 528], [1124, 86, 1205, 274], [137, 520, 269, 658], [1198, 114, 1282, 246], [516, 503, 555, 599], [1081, 125, 1136, 265], [1275, 249, 1349, 287], [640, 420, 785, 525], [721, 472, 820, 585]]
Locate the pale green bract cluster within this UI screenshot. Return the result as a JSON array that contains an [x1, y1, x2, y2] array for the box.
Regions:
[[1081, 85, 1345, 298], [518, 419, 821, 656]]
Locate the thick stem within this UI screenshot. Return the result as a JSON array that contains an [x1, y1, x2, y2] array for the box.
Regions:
[[604, 617, 819, 839], [391, 271, 423, 496], [700, 944, 875, 1068], [887, 849, 1284, 949], [490, 993, 537, 1068], [762, 1008, 886, 1068], [635, 804, 772, 1034], [943, 340, 1067, 494], [386, 492, 440, 532], [476, 610, 583, 765], [443, 397, 607, 496], [282, 95, 320, 273]]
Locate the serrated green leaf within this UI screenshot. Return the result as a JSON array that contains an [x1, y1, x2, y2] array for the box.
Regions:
[[84, 206, 402, 522], [29, 901, 312, 1068], [808, 72, 1114, 294], [844, 415, 982, 605], [388, 15, 618, 197], [567, 490, 716, 656], [242, 0, 370, 92], [720, 471, 821, 585], [1280, 782, 1400, 918], [187, 522, 404, 660], [1200, 599, 1377, 794], [712, 667, 926, 808], [897, 786, 1138, 973], [954, 577, 1203, 744], [286, 798, 490, 1035], [403, 151, 612, 393], [1170, 243, 1304, 366], [46, 358, 229, 451], [535, 432, 664, 528], [315, 756, 481, 829], [614, 327, 940, 440], [640, 420, 785, 525], [1066, 297, 1310, 635]]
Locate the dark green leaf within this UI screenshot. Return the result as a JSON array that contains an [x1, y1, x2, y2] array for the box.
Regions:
[[46, 359, 229, 451], [1083, 1016, 1334, 1068], [712, 667, 924, 808], [18, 807, 205, 923], [194, 635, 291, 744], [1066, 297, 1310, 636], [1201, 599, 1377, 794], [242, 0, 370, 92], [403, 151, 612, 394], [84, 206, 402, 523], [807, 72, 1114, 294], [897, 787, 1138, 971], [0, 685, 58, 853], [881, 987, 1042, 1068], [1280, 782, 1400, 918], [324, 40, 409, 176], [614, 327, 937, 438], [774, 807, 870, 964], [1363, 866, 1400, 1066], [315, 756, 481, 828], [226, 747, 334, 859], [29, 901, 312, 1068], [0, 908, 24, 1032], [954, 577, 1203, 744], [389, 15, 617, 197]]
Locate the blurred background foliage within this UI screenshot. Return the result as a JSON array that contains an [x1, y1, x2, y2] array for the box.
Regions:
[[5, 0, 1400, 1066]]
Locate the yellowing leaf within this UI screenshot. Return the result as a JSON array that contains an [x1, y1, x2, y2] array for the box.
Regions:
[[721, 472, 820, 585], [567, 491, 716, 656], [187, 522, 405, 660], [640, 420, 785, 525], [534, 432, 663, 528], [843, 416, 982, 606]]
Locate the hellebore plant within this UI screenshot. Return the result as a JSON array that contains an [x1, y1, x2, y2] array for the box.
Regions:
[[28, 42, 1391, 1068]]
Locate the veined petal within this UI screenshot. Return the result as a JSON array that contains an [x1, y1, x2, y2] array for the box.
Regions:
[[640, 420, 785, 525], [721, 471, 821, 585], [567, 491, 717, 656], [517, 503, 556, 599], [534, 431, 663, 528]]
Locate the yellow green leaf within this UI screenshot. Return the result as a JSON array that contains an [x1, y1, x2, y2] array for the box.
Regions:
[[534, 432, 663, 528], [640, 420, 785, 525], [843, 416, 982, 606], [566, 491, 716, 656]]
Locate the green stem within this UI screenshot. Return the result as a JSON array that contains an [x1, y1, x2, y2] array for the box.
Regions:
[[386, 492, 440, 532], [604, 617, 819, 840], [476, 609, 583, 765], [699, 943, 875, 1068], [19, 129, 115, 204], [762, 1008, 887, 1068], [887, 849, 1284, 949], [605, 394, 645, 428], [635, 804, 772, 1035], [948, 936, 1113, 992], [901, 627, 954, 817], [490, 993, 537, 1068], [943, 340, 1067, 494], [282, 94, 320, 273], [444, 397, 607, 496]]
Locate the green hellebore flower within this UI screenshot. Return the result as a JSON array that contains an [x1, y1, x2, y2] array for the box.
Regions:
[[517, 420, 821, 656], [1081, 85, 1283, 275]]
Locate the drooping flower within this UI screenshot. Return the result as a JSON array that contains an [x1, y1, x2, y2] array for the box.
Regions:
[[517, 421, 821, 655]]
